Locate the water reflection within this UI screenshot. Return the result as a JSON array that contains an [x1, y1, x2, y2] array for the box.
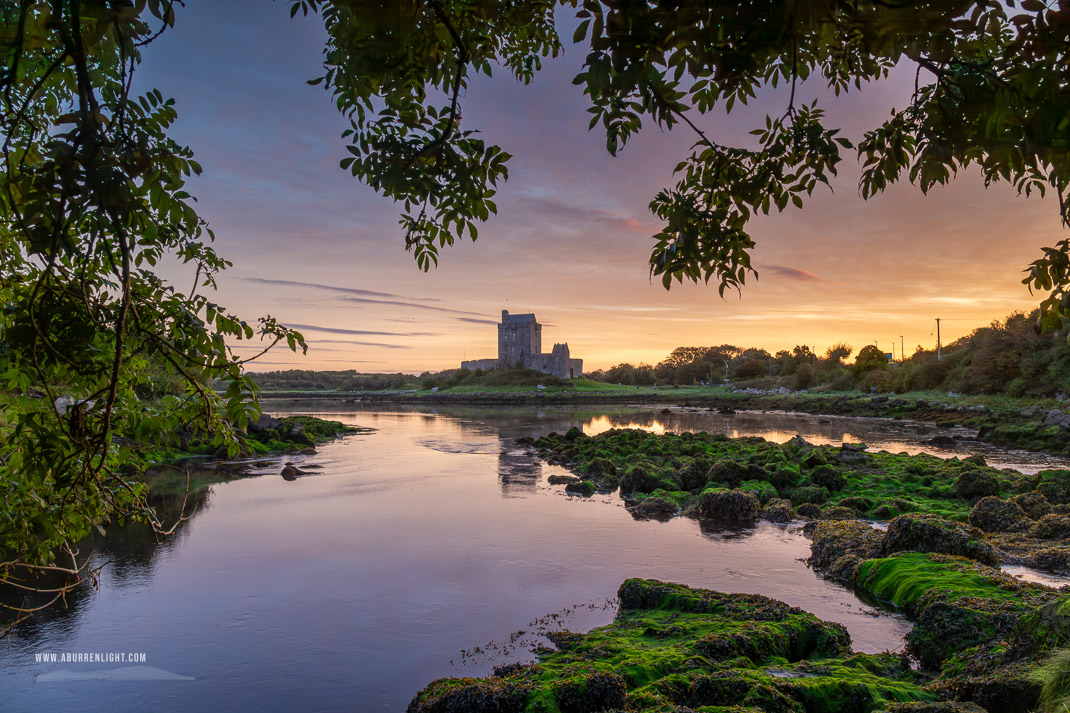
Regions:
[[3, 401, 1065, 713]]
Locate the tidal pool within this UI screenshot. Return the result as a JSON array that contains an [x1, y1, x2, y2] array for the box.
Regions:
[[2, 402, 1065, 712]]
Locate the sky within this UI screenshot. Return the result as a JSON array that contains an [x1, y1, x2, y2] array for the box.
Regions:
[[137, 1, 1062, 373]]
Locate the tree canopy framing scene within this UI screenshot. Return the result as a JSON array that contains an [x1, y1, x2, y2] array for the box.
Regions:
[[4, 1, 1070, 712]]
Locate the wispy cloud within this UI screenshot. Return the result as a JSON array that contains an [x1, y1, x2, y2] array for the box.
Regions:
[[284, 323, 440, 337], [764, 265, 822, 282], [339, 296, 487, 316], [456, 317, 500, 325], [241, 278, 443, 302], [522, 197, 650, 233]]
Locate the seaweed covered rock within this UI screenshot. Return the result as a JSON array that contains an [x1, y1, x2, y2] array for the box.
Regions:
[[630, 496, 679, 520], [796, 503, 823, 519], [1037, 470, 1070, 504], [697, 488, 760, 523], [1029, 546, 1070, 573], [675, 457, 711, 491], [738, 479, 778, 504], [409, 579, 932, 713], [874, 702, 988, 713], [708, 459, 749, 488], [579, 456, 616, 479], [955, 470, 1001, 501], [821, 505, 858, 521], [873, 504, 899, 520], [790, 485, 830, 507], [854, 552, 1053, 671], [881, 515, 997, 565], [1013, 491, 1054, 520], [807, 520, 883, 574], [618, 463, 666, 495], [967, 496, 1031, 533], [564, 480, 596, 496], [811, 465, 847, 492], [761, 498, 795, 523], [547, 474, 580, 485], [405, 676, 531, 713], [551, 671, 627, 713], [1030, 514, 1070, 540], [839, 496, 873, 513]]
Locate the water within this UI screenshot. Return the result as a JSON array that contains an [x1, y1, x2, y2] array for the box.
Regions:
[[2, 403, 1065, 712]]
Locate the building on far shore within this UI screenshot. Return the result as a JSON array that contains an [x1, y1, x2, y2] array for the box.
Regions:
[[461, 310, 583, 379]]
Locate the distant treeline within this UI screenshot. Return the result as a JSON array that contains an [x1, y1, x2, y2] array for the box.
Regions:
[[249, 367, 566, 392], [250, 310, 1070, 397], [588, 309, 1070, 396], [250, 370, 416, 392]]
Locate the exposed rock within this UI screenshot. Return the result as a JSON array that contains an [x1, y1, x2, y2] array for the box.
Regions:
[[967, 496, 1031, 533], [249, 413, 282, 433], [547, 474, 580, 485], [881, 515, 996, 565], [954, 469, 1000, 501], [923, 435, 958, 447], [836, 449, 870, 464], [786, 434, 815, 453], [280, 465, 300, 480], [696, 488, 760, 523]]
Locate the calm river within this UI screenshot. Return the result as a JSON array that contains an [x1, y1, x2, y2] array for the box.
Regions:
[[2, 403, 1067, 712]]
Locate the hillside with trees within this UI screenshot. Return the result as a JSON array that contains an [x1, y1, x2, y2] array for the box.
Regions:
[[588, 310, 1070, 397]]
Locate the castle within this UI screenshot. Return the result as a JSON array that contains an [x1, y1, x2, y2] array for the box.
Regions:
[[461, 311, 583, 379]]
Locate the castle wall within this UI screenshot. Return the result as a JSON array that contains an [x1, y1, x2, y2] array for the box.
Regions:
[[461, 311, 583, 379], [461, 358, 498, 371]]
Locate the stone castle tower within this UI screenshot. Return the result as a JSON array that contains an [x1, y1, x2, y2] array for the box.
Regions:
[[461, 311, 582, 379]]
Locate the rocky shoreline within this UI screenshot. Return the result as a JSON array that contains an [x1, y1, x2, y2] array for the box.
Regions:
[[134, 415, 368, 495], [263, 390, 1070, 458], [407, 427, 1070, 712]]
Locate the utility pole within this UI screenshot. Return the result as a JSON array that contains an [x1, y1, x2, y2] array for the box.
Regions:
[[936, 318, 941, 361], [900, 336, 904, 363], [891, 341, 895, 362]]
